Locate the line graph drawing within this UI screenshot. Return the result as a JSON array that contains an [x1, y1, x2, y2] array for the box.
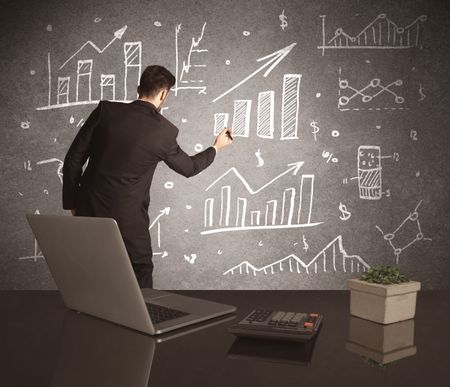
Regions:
[[338, 67, 407, 111], [223, 235, 369, 276], [149, 207, 170, 257], [318, 14, 427, 55], [201, 161, 323, 235], [376, 200, 432, 264], [212, 42, 296, 103], [59, 26, 127, 69], [173, 22, 208, 96], [36, 158, 64, 183], [36, 25, 141, 110], [213, 73, 302, 140], [18, 210, 44, 262]]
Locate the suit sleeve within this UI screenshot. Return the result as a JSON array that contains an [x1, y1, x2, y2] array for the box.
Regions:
[[161, 132, 216, 178], [62, 102, 102, 209]]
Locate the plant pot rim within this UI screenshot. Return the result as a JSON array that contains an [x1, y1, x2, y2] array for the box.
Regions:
[[347, 278, 421, 297]]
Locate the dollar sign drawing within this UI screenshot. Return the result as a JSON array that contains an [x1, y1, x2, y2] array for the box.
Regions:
[[302, 235, 309, 252], [310, 121, 319, 141], [279, 10, 288, 30], [339, 202, 351, 221], [418, 84, 426, 101], [255, 149, 264, 167]]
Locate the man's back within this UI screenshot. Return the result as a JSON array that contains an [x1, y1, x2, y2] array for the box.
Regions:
[[62, 99, 217, 287], [63, 100, 216, 226]]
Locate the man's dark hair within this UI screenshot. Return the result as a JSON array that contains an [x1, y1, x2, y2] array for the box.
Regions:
[[138, 65, 176, 97]]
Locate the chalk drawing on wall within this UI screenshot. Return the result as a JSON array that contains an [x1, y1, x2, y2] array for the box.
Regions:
[[279, 10, 288, 30], [212, 42, 296, 103], [201, 161, 323, 235], [59, 26, 128, 70], [18, 210, 44, 261], [173, 22, 208, 96], [322, 150, 338, 164], [318, 14, 427, 55], [213, 73, 302, 140], [339, 202, 351, 221], [338, 67, 408, 111], [184, 254, 197, 264], [357, 146, 382, 200], [310, 121, 319, 141], [418, 84, 426, 101], [375, 200, 432, 264], [149, 207, 170, 258], [255, 149, 264, 167], [223, 235, 369, 276], [36, 158, 64, 184], [36, 24, 142, 110]]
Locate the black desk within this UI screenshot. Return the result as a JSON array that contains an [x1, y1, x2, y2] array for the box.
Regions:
[[1, 290, 449, 387]]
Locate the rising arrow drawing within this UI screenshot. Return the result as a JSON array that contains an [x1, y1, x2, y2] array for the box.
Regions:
[[59, 25, 128, 70], [212, 42, 297, 103], [149, 207, 171, 230], [205, 161, 304, 194]]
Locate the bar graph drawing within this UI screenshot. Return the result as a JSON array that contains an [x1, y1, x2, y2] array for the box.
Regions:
[[318, 14, 427, 55], [36, 25, 142, 110], [201, 161, 322, 235], [223, 235, 370, 276], [213, 73, 302, 140]]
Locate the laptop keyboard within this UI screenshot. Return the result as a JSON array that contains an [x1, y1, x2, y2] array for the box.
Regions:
[[146, 303, 189, 324]]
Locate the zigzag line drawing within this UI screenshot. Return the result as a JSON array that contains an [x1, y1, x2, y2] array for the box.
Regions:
[[223, 235, 369, 276]]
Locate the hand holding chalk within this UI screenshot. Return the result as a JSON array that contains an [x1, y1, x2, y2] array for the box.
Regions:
[[213, 127, 233, 151]]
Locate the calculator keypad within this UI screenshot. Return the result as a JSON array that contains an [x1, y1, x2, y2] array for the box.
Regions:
[[240, 309, 318, 332]]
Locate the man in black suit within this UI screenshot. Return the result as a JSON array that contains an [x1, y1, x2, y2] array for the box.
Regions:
[[62, 65, 233, 288]]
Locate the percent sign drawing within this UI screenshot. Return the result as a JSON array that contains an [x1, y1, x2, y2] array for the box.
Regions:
[[322, 150, 338, 163]]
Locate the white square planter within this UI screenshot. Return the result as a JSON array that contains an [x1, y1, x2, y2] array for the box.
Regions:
[[347, 279, 421, 324]]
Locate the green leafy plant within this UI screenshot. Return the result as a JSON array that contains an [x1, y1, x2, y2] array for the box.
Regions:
[[360, 265, 409, 285]]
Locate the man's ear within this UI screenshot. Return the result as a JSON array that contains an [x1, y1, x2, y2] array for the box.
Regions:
[[137, 85, 141, 96]]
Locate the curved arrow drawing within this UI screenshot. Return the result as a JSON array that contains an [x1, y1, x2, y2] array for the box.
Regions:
[[212, 42, 297, 103], [205, 161, 304, 194], [59, 25, 128, 70]]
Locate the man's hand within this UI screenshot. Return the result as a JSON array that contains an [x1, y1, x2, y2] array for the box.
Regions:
[[213, 127, 233, 151]]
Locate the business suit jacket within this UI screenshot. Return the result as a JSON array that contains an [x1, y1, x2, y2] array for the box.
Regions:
[[62, 99, 216, 265]]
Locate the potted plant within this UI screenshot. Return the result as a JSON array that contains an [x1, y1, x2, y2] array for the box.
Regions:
[[347, 265, 421, 324]]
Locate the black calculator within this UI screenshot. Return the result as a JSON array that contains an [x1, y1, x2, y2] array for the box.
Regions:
[[228, 309, 323, 342]]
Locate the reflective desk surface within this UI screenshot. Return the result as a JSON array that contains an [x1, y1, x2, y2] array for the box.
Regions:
[[1, 290, 449, 387]]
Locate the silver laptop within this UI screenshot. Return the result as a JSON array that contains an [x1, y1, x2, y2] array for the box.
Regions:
[[26, 214, 236, 335]]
